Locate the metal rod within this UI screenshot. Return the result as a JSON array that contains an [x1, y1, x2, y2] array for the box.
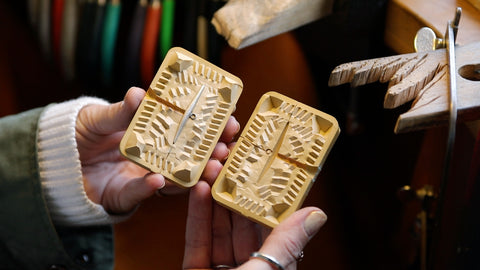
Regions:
[[428, 9, 460, 269]]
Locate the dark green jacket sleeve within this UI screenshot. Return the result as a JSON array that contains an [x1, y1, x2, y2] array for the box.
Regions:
[[0, 107, 113, 270]]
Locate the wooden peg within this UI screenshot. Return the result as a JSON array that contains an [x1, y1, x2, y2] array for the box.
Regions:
[[329, 42, 480, 133], [414, 27, 445, 52]]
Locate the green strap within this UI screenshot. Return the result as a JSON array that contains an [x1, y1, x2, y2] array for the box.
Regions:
[[101, 1, 122, 87], [159, 0, 175, 59]]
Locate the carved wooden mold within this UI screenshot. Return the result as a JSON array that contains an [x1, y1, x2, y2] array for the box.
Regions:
[[120, 48, 340, 226], [212, 92, 340, 228], [120, 47, 243, 188]]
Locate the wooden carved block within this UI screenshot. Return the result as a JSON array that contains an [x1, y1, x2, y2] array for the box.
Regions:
[[212, 0, 334, 49], [329, 42, 480, 133], [212, 92, 340, 228], [119, 47, 243, 188]]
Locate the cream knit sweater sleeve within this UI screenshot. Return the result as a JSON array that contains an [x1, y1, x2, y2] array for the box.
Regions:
[[37, 97, 130, 226]]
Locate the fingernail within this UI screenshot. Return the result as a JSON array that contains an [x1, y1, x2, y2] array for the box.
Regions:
[[146, 172, 166, 189], [304, 210, 327, 236], [159, 179, 166, 189], [222, 148, 231, 162]]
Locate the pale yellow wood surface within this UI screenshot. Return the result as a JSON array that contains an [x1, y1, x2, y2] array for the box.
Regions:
[[211, 0, 334, 49], [329, 42, 480, 133], [119, 47, 243, 188], [212, 91, 340, 228], [385, 0, 480, 54]]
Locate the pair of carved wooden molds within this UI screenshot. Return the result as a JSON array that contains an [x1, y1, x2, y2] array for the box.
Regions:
[[120, 47, 340, 227]]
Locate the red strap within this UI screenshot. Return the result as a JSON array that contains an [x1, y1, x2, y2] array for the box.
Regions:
[[140, 0, 162, 88], [51, 0, 64, 69]]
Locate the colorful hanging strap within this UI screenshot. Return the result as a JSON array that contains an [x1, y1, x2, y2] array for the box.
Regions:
[[123, 0, 148, 87], [38, 0, 52, 59], [140, 0, 162, 88], [84, 0, 106, 86], [159, 0, 175, 59], [60, 0, 80, 80], [101, 0, 122, 86], [51, 0, 64, 69], [76, 0, 96, 81]]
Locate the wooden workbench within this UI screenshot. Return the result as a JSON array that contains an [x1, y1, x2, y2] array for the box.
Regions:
[[385, 0, 480, 54]]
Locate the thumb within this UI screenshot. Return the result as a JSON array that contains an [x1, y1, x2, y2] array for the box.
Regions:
[[83, 87, 146, 135], [241, 207, 327, 270]]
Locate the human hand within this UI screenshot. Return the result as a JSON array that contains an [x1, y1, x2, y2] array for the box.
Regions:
[[75, 87, 240, 214], [183, 180, 327, 270]]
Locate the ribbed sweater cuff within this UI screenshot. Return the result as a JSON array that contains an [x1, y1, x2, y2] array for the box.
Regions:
[[37, 97, 130, 226]]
